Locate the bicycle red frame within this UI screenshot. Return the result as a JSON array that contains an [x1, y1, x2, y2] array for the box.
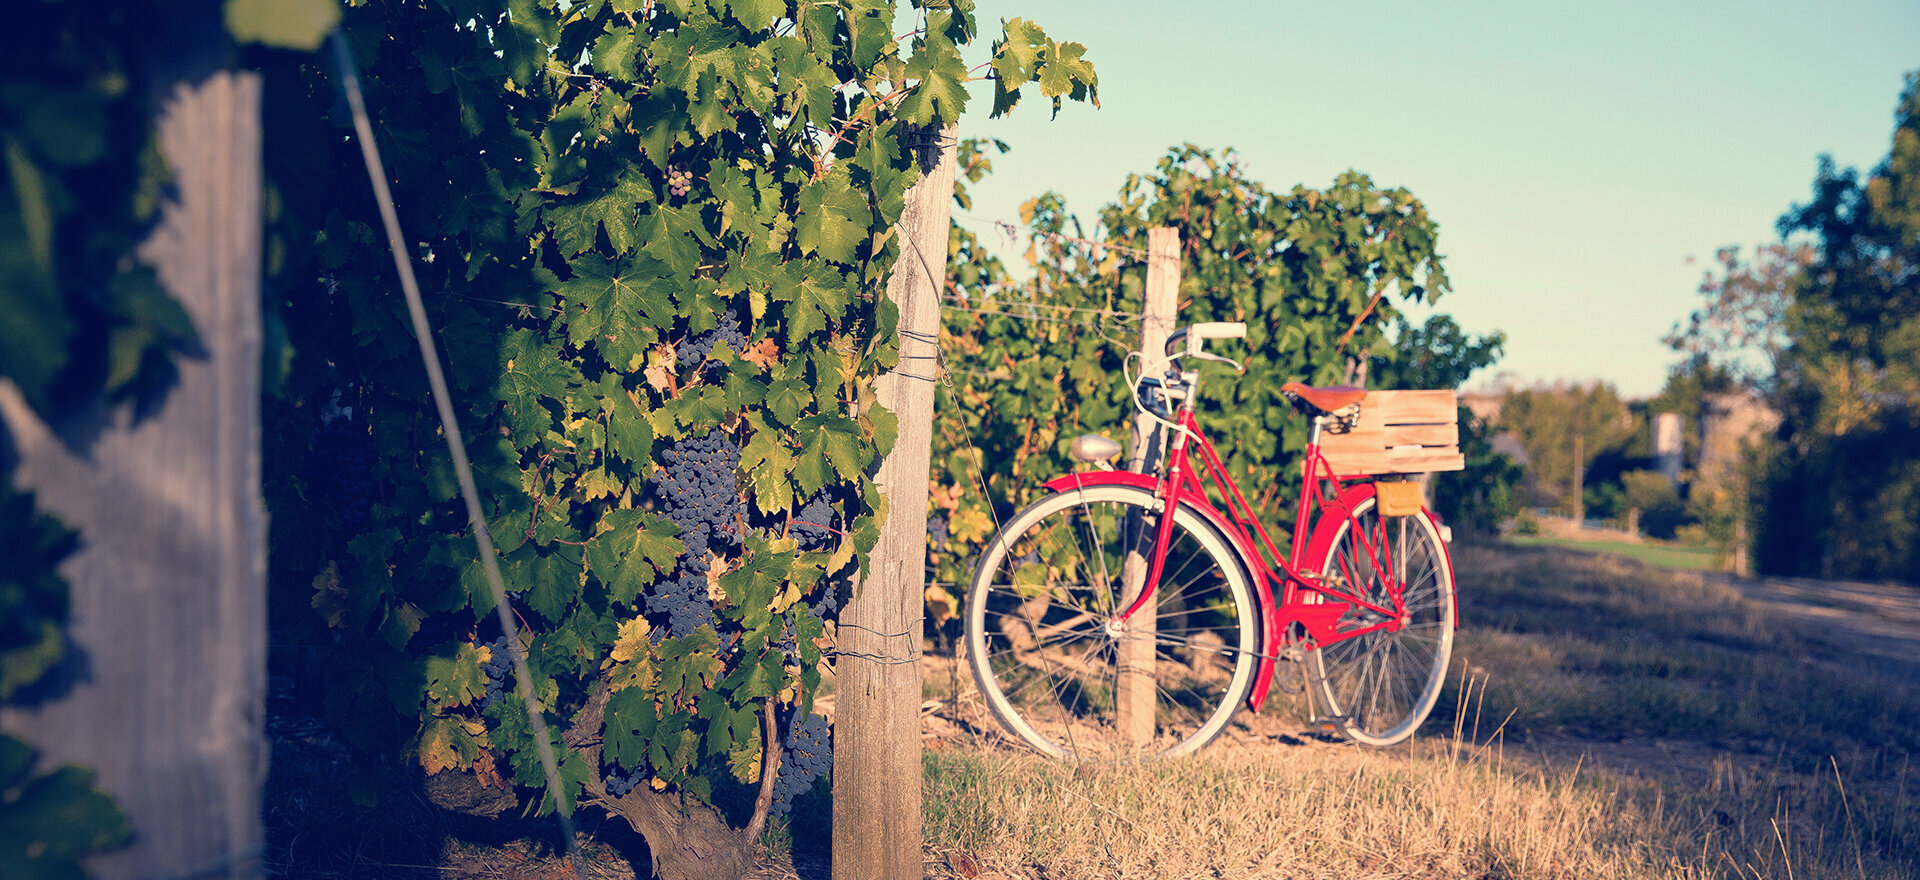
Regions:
[[1044, 407, 1452, 711]]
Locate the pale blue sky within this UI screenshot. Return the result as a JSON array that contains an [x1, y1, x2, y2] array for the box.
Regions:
[[949, 0, 1920, 398]]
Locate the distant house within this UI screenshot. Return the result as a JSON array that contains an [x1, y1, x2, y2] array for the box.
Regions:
[[1696, 390, 1780, 497]]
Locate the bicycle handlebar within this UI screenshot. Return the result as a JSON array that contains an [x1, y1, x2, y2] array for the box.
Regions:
[[1163, 321, 1247, 357]]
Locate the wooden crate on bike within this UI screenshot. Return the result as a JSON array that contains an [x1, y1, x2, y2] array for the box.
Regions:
[[1319, 389, 1465, 475]]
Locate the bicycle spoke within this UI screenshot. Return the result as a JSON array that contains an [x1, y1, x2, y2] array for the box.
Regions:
[[966, 487, 1258, 760], [1306, 496, 1455, 746]]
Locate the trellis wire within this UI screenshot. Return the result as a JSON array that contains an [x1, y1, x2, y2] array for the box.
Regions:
[[329, 33, 586, 877]]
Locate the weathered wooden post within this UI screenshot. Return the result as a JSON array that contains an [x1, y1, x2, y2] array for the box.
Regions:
[[833, 122, 957, 879], [1115, 228, 1180, 751], [0, 22, 266, 880]]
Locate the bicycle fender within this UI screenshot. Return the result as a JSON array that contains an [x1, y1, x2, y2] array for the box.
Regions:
[[1042, 471, 1288, 709], [1301, 483, 1460, 629]]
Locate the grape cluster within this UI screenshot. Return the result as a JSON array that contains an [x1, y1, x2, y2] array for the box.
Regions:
[[926, 512, 950, 550], [666, 165, 694, 197], [648, 571, 714, 640], [310, 417, 377, 530], [770, 713, 832, 816], [676, 311, 746, 365], [479, 636, 513, 710], [604, 761, 650, 798], [790, 493, 834, 551], [647, 431, 744, 637], [805, 583, 840, 621], [774, 617, 801, 664]]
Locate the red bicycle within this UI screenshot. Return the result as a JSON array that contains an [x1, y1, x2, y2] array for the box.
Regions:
[[963, 322, 1460, 758]]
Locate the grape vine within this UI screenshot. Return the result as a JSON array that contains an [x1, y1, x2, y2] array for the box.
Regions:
[[248, 1, 1097, 872]]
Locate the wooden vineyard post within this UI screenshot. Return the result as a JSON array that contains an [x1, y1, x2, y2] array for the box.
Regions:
[[833, 123, 957, 880], [1116, 228, 1180, 752], [0, 25, 266, 880]]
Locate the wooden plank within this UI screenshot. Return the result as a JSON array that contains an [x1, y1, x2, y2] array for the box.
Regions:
[[1322, 423, 1458, 451], [1386, 448, 1466, 472], [1117, 228, 1179, 752], [1352, 389, 1458, 430], [0, 62, 266, 880], [835, 123, 955, 880], [1322, 447, 1465, 475]]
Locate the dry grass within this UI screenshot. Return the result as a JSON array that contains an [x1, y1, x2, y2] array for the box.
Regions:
[[919, 541, 1920, 880]]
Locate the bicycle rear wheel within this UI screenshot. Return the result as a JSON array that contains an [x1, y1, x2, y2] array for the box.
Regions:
[[1305, 493, 1455, 746], [964, 485, 1259, 760]]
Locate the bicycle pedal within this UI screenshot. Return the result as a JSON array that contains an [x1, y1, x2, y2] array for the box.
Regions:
[[1310, 716, 1350, 735]]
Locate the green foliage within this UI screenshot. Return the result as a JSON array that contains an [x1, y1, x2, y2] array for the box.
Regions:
[[1371, 314, 1503, 392], [253, 0, 1095, 835], [1495, 382, 1635, 515], [1619, 469, 1686, 540], [0, 485, 78, 701], [1751, 72, 1920, 584], [224, 0, 341, 51], [0, 0, 196, 419], [0, 734, 130, 880], [929, 145, 1454, 601]]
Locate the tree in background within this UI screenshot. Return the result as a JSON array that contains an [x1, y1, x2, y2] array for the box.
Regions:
[[1495, 382, 1635, 522], [1756, 72, 1920, 583], [1666, 71, 1920, 583]]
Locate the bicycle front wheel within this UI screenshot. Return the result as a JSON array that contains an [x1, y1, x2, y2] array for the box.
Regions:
[[1305, 493, 1455, 746], [964, 485, 1259, 760]]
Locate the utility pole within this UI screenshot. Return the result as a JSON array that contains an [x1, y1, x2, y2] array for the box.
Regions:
[[833, 122, 957, 880], [1116, 228, 1180, 750], [1571, 431, 1585, 526], [0, 14, 266, 878]]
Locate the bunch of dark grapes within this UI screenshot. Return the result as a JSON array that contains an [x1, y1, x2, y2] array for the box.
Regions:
[[805, 585, 839, 621], [790, 493, 835, 551], [309, 417, 377, 531], [775, 618, 800, 664], [604, 760, 650, 798], [926, 512, 950, 550], [646, 431, 744, 637], [769, 713, 832, 816], [676, 311, 746, 366], [647, 570, 713, 640], [666, 165, 693, 197], [479, 636, 513, 710]]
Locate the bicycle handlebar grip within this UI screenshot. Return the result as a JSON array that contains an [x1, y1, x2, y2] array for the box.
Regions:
[[1185, 322, 1246, 355], [1193, 322, 1247, 340]]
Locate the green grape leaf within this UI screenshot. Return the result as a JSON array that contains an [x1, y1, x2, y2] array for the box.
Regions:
[[587, 510, 683, 607], [422, 641, 487, 710], [549, 175, 656, 256], [0, 740, 130, 870], [844, 0, 895, 70], [991, 18, 1046, 84], [603, 684, 660, 770], [796, 413, 861, 481], [637, 205, 712, 279], [897, 32, 969, 125], [688, 67, 736, 138], [794, 168, 869, 264], [591, 23, 645, 82], [765, 377, 809, 425], [224, 0, 342, 51]]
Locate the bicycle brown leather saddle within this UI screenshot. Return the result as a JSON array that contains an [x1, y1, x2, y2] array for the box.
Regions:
[[1280, 382, 1367, 415]]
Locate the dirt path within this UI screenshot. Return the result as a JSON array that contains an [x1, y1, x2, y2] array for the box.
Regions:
[[1701, 570, 1920, 667]]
